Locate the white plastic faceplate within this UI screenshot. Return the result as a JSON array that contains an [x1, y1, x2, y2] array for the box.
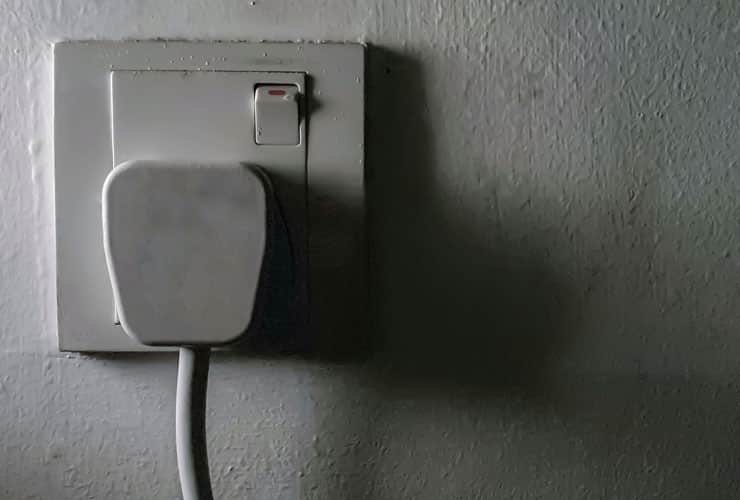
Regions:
[[54, 41, 365, 352]]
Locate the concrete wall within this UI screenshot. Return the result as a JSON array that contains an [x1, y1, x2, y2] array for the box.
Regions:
[[1, 0, 739, 498]]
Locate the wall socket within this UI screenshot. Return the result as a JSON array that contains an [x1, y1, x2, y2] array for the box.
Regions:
[[54, 41, 365, 352]]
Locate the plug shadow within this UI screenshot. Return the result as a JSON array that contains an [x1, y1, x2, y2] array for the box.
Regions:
[[234, 71, 370, 360]]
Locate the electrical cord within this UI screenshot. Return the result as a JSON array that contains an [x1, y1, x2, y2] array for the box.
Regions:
[[176, 347, 214, 500]]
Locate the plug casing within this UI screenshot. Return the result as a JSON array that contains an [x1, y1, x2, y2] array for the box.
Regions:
[[103, 160, 268, 346]]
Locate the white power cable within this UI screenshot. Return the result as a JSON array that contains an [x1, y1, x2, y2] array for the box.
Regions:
[[176, 347, 214, 500]]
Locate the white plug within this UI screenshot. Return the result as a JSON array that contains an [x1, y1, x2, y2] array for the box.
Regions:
[[102, 160, 269, 346]]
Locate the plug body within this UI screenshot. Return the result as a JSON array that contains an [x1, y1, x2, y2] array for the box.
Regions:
[[102, 160, 268, 346]]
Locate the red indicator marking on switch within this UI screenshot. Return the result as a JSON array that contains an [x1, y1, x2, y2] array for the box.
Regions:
[[268, 89, 287, 96]]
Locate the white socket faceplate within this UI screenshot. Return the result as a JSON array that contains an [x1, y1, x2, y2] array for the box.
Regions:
[[54, 41, 365, 351]]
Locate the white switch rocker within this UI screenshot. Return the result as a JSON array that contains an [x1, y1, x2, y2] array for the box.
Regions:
[[254, 85, 300, 145]]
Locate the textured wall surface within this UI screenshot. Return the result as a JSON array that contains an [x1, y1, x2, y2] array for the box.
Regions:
[[1, 0, 739, 498]]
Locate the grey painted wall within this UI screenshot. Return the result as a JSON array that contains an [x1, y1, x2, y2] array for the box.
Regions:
[[1, 0, 739, 498]]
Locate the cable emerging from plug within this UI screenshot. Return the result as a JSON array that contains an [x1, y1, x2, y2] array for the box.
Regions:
[[176, 347, 213, 500]]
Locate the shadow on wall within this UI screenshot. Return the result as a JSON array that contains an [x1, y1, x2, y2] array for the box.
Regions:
[[365, 45, 577, 396], [329, 45, 740, 499]]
